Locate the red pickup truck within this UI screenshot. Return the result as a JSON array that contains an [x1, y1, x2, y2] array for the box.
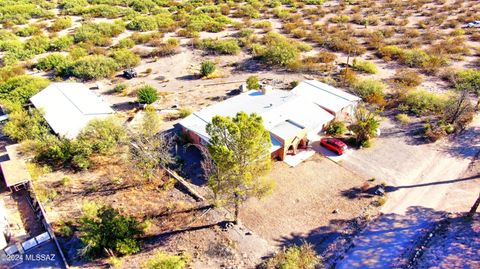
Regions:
[[320, 137, 347, 155]]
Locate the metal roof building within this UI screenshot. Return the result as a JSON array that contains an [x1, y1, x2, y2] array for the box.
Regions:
[[179, 80, 359, 160], [30, 83, 114, 139]]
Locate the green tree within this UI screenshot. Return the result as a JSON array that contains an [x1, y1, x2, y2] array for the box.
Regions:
[[0, 75, 50, 106], [200, 61, 216, 77], [262, 243, 320, 269], [349, 106, 380, 147], [137, 85, 159, 104], [3, 108, 50, 141], [206, 112, 274, 224], [246, 76, 260, 90], [79, 206, 144, 258], [78, 117, 127, 155]]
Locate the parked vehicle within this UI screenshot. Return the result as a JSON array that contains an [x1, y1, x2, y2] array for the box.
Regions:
[[123, 69, 137, 79], [320, 137, 347, 155], [465, 21, 480, 28]]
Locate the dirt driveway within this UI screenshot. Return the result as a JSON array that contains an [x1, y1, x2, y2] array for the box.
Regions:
[[340, 116, 480, 214], [240, 154, 375, 248]]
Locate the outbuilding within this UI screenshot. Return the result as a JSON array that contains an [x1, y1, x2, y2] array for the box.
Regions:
[[30, 83, 114, 139]]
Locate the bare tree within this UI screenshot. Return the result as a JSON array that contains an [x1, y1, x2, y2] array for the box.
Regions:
[[469, 193, 480, 217]]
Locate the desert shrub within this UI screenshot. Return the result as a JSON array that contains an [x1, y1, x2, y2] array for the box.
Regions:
[[32, 135, 92, 170], [3, 108, 51, 142], [74, 21, 125, 46], [25, 35, 50, 54], [255, 33, 301, 67], [352, 59, 378, 74], [77, 117, 127, 155], [301, 0, 325, 4], [378, 45, 404, 61], [316, 51, 337, 64], [237, 4, 260, 19], [117, 38, 135, 49], [143, 252, 190, 269], [71, 55, 118, 80], [326, 121, 347, 136], [330, 15, 350, 23], [177, 28, 200, 38], [177, 108, 192, 119], [253, 21, 272, 31], [2, 48, 34, 66], [246, 76, 260, 90], [69, 46, 89, 60], [366, 31, 385, 49], [395, 113, 411, 124], [127, 16, 157, 31], [50, 36, 74, 51], [0, 4, 53, 24], [456, 69, 480, 95], [195, 38, 241, 55], [16, 25, 41, 37], [403, 90, 448, 115], [338, 68, 358, 87], [57, 221, 73, 237], [79, 206, 144, 258], [186, 14, 231, 32], [0, 75, 50, 106], [352, 79, 386, 105], [36, 53, 71, 72], [114, 84, 127, 94], [0, 65, 24, 81], [399, 49, 429, 68], [262, 243, 320, 269], [150, 38, 180, 57], [137, 85, 159, 104], [51, 17, 73, 32], [111, 49, 140, 69], [200, 61, 216, 77], [393, 69, 423, 87]]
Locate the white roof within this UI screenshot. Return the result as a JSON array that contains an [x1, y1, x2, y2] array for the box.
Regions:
[[292, 80, 360, 113], [179, 81, 345, 150], [30, 83, 114, 139]]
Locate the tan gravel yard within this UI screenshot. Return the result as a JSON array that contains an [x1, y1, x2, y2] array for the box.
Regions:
[[240, 154, 375, 245]]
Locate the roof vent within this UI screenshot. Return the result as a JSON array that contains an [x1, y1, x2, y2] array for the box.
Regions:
[[260, 84, 272, 95]]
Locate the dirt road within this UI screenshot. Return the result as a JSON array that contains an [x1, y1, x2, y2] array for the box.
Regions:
[[335, 116, 480, 268]]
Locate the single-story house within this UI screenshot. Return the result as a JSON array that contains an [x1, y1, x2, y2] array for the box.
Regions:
[[179, 80, 360, 160], [30, 83, 114, 139], [292, 80, 361, 121]]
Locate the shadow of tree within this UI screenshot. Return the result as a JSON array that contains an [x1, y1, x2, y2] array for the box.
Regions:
[[341, 175, 479, 200]]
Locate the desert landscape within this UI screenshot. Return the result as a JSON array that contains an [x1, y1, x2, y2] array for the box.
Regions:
[[0, 0, 479, 268]]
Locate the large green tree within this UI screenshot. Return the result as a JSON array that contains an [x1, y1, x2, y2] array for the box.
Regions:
[[79, 206, 144, 258], [206, 112, 274, 224]]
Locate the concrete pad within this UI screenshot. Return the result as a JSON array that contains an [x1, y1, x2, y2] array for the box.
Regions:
[[284, 149, 316, 167]]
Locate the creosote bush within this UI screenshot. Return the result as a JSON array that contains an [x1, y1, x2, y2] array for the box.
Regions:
[[352, 59, 378, 74]]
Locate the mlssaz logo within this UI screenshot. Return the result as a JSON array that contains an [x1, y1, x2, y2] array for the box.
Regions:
[[24, 254, 56, 261]]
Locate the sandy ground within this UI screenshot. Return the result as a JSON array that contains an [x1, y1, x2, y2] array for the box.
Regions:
[[241, 154, 376, 248]]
